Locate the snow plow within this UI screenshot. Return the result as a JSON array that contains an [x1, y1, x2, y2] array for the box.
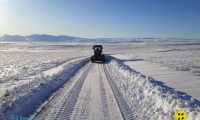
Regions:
[[91, 45, 105, 63]]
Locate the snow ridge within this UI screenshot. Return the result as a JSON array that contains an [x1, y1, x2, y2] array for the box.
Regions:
[[103, 64, 136, 119], [108, 57, 200, 120], [48, 63, 93, 120], [0, 57, 89, 119]]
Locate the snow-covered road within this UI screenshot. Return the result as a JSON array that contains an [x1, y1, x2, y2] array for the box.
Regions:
[[36, 62, 136, 120], [33, 57, 200, 120], [1, 42, 200, 120]]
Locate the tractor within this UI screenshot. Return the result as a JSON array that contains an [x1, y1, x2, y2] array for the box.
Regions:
[[91, 45, 105, 63]]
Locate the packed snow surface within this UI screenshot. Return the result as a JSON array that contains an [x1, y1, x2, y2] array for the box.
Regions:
[[0, 41, 199, 119], [108, 57, 199, 120]]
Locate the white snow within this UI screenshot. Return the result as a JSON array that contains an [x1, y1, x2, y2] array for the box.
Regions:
[[0, 56, 89, 119], [0, 41, 199, 119], [38, 63, 124, 120], [108, 58, 200, 120], [112, 55, 200, 101]]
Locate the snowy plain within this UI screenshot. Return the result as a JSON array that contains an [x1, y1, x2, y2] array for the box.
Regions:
[[0, 41, 199, 119]]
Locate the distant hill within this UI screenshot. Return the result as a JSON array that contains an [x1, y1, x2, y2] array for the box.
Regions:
[[0, 34, 142, 42], [0, 34, 153, 42], [0, 34, 88, 42], [0, 34, 198, 42]]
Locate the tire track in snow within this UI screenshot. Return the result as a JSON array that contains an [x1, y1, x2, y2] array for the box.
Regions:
[[103, 64, 136, 120], [98, 64, 110, 120], [49, 62, 93, 120], [79, 87, 91, 119], [71, 86, 92, 120]]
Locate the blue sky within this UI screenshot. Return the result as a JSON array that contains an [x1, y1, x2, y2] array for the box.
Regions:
[[0, 0, 200, 38]]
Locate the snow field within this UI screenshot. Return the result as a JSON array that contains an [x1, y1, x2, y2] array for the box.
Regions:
[[108, 57, 200, 120], [0, 57, 89, 119], [0, 41, 199, 119]]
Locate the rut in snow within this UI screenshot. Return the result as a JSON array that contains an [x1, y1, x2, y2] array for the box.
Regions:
[[48, 63, 93, 120], [98, 64, 110, 120], [103, 64, 136, 120]]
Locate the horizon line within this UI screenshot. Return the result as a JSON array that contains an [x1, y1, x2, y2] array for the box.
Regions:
[[1, 34, 200, 40]]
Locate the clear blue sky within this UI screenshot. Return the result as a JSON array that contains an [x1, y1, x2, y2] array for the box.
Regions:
[[0, 0, 200, 38]]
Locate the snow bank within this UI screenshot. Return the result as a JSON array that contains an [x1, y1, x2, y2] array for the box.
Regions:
[[108, 57, 200, 120], [0, 57, 89, 119]]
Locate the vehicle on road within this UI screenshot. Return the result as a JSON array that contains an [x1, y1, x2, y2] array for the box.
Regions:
[[91, 45, 105, 63]]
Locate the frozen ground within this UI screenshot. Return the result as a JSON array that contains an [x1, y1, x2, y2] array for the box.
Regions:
[[0, 41, 199, 119], [114, 60, 200, 100]]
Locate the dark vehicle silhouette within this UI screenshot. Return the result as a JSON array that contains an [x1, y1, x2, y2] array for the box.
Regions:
[[91, 45, 105, 63]]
